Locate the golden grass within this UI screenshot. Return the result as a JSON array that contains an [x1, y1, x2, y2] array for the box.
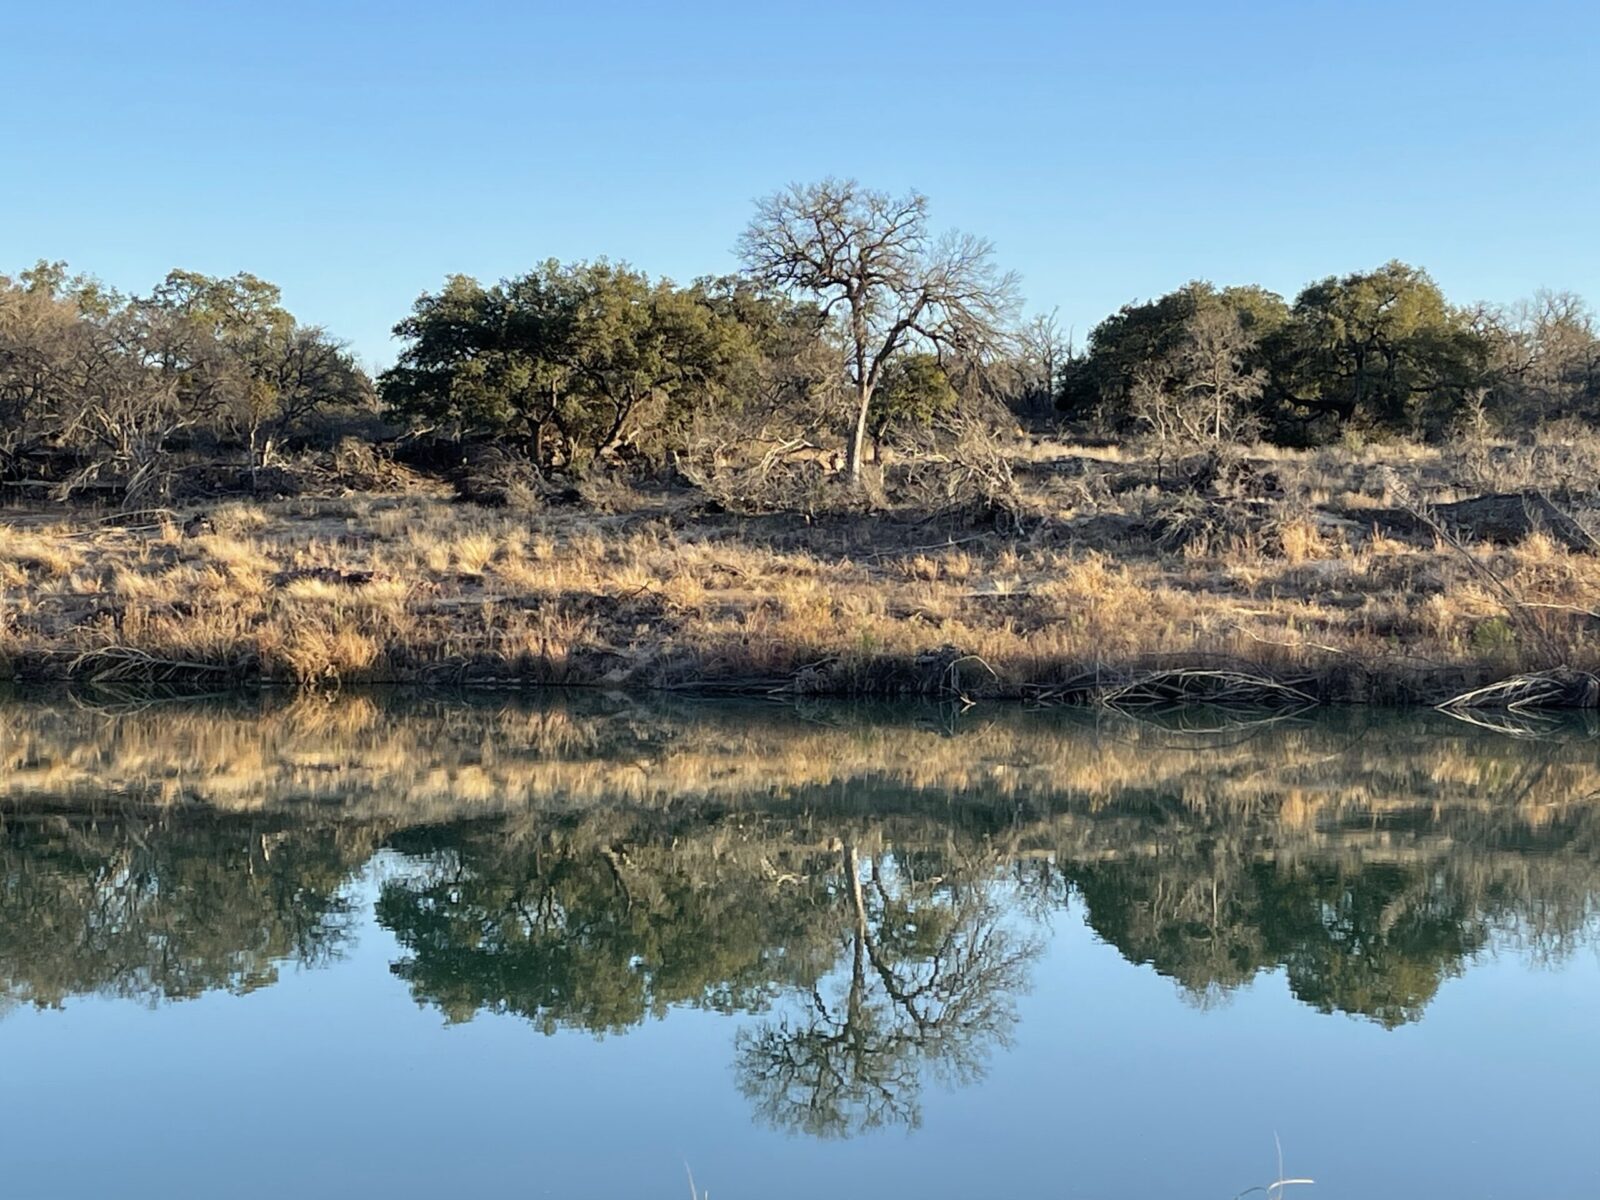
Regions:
[[276, 622, 380, 685], [0, 526, 82, 580], [0, 437, 1597, 696]]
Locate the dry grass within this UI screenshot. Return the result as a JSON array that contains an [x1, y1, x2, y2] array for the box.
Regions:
[[1, 437, 1597, 698]]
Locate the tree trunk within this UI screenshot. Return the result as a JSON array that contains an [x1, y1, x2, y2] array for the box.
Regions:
[[846, 385, 872, 483], [247, 425, 261, 490]]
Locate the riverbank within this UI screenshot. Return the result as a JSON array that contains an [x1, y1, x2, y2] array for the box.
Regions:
[[2, 438, 1597, 705]]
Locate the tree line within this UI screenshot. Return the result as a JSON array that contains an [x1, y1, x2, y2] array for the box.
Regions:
[[5, 179, 1597, 499], [1062, 264, 1600, 447], [0, 263, 371, 498]]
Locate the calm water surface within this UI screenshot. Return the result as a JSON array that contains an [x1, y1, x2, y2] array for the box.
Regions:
[[1, 693, 1596, 1199]]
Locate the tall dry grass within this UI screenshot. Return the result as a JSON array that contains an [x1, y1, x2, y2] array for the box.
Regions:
[[0, 437, 1596, 697]]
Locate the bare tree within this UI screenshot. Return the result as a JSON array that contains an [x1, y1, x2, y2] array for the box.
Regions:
[[55, 298, 230, 501], [1131, 304, 1263, 450], [1480, 289, 1600, 425], [239, 325, 372, 480], [739, 179, 1020, 482], [2, 264, 371, 501], [1015, 308, 1070, 415], [1178, 304, 1265, 442]]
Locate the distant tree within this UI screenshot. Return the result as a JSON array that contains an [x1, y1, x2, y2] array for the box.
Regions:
[[1477, 289, 1600, 427], [687, 275, 844, 438], [739, 179, 1020, 482], [0, 263, 105, 467], [1, 263, 368, 497], [144, 270, 370, 472], [1062, 281, 1286, 436], [382, 261, 755, 468], [1014, 308, 1070, 416], [1272, 261, 1488, 440], [1129, 304, 1266, 448]]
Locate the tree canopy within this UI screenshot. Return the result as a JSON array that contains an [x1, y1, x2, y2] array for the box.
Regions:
[[379, 260, 758, 467], [1274, 260, 1487, 439], [0, 262, 369, 498], [740, 179, 1020, 480], [1062, 264, 1504, 443]]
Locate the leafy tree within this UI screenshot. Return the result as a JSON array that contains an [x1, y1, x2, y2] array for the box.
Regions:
[[1272, 260, 1488, 440], [1065, 267, 1491, 443], [1062, 281, 1287, 438], [1127, 303, 1268, 448], [867, 351, 957, 457], [0, 263, 368, 496], [687, 275, 843, 437], [739, 179, 1020, 482], [1067, 847, 1489, 1027], [144, 269, 371, 471], [381, 261, 755, 468]]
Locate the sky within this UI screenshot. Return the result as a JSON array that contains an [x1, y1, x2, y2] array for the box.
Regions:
[[5, 0, 1597, 370]]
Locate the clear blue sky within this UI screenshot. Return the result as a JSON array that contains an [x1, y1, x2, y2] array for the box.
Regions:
[[5, 0, 1596, 370]]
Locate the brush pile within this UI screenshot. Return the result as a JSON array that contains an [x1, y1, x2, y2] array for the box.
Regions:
[[1438, 668, 1600, 712], [1100, 668, 1318, 711]]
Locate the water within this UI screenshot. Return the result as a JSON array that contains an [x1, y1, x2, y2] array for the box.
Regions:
[[0, 692, 1596, 1199]]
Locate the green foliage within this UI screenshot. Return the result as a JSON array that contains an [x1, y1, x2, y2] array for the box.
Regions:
[[1069, 855, 1484, 1027], [1272, 260, 1488, 441], [1063, 265, 1494, 445], [143, 269, 371, 461], [868, 352, 957, 444], [1471, 616, 1517, 653], [375, 822, 836, 1032], [380, 260, 758, 467], [0, 814, 358, 1007], [1061, 281, 1288, 433], [0, 262, 370, 491], [4, 697, 1600, 1138]]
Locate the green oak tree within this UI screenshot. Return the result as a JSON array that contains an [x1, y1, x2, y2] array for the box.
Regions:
[[380, 261, 756, 468], [1061, 281, 1288, 438], [1272, 260, 1488, 440]]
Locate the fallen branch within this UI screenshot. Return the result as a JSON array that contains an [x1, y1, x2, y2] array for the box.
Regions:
[[65, 646, 253, 686], [1100, 668, 1318, 711], [1437, 668, 1600, 713]]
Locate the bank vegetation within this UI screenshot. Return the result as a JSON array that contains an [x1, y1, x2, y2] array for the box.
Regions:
[[4, 180, 1599, 702]]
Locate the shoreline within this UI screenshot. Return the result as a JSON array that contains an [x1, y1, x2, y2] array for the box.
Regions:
[[3, 440, 1598, 712], [0, 648, 1553, 709]]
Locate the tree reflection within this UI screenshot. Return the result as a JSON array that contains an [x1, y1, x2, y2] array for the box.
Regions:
[[376, 827, 1039, 1136], [0, 811, 361, 1007], [1, 694, 1599, 1140], [734, 843, 1036, 1137], [375, 820, 839, 1032], [1070, 854, 1489, 1026]]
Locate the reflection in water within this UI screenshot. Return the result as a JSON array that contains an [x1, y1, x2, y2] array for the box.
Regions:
[[1, 690, 1598, 1135], [733, 844, 1034, 1136], [0, 810, 358, 1008]]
